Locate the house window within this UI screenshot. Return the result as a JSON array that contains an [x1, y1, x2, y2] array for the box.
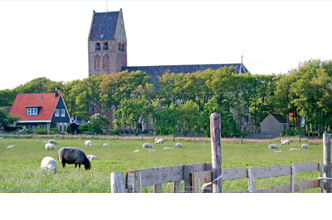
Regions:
[[55, 109, 59, 117], [27, 108, 37, 115], [61, 109, 65, 117]]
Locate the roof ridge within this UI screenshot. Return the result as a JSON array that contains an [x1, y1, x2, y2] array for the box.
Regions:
[[124, 63, 243, 68]]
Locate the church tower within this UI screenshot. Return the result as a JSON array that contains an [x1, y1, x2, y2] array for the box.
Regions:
[[88, 9, 127, 76]]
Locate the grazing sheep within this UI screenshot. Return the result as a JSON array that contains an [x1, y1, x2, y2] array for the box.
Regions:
[[155, 138, 159, 142], [164, 147, 174, 150], [275, 151, 282, 153], [149, 150, 156, 152], [48, 139, 57, 144], [7, 145, 15, 148], [142, 143, 154, 148], [133, 150, 140, 152], [268, 144, 280, 149], [87, 155, 97, 161], [155, 138, 164, 144], [45, 143, 57, 150], [281, 139, 290, 145], [57, 147, 91, 170], [289, 148, 301, 151], [84, 140, 92, 147], [0, 137, 3, 139], [301, 144, 309, 149], [40, 157, 58, 173], [103, 143, 109, 147], [175, 143, 183, 148]]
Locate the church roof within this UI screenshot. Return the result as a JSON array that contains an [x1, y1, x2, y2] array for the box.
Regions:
[[121, 63, 249, 84], [89, 11, 120, 41]]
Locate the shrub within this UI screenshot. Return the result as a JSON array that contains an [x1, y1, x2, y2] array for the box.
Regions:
[[49, 127, 60, 135], [33, 126, 47, 135], [78, 123, 91, 133]]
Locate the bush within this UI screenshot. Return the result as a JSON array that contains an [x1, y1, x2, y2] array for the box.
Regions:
[[5, 125, 23, 132], [78, 123, 91, 133], [33, 126, 47, 135], [67, 126, 72, 134], [49, 127, 60, 135], [281, 128, 305, 136]]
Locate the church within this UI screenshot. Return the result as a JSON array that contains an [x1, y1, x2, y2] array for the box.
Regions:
[[88, 9, 254, 133]]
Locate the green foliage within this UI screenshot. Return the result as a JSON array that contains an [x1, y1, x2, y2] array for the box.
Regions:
[[152, 102, 179, 135], [66, 125, 72, 134], [112, 119, 120, 135], [49, 127, 60, 135], [281, 128, 305, 137], [89, 113, 110, 134], [177, 100, 200, 137], [0, 108, 20, 129], [4, 125, 23, 132], [33, 126, 47, 135], [78, 123, 91, 133]]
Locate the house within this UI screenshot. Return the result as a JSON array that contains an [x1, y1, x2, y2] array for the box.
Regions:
[[260, 113, 289, 135], [9, 91, 70, 133]]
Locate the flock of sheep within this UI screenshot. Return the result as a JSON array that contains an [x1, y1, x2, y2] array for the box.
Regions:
[[135, 138, 183, 152], [268, 139, 309, 152]]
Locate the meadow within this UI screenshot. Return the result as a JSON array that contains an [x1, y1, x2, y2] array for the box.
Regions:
[[0, 136, 324, 193]]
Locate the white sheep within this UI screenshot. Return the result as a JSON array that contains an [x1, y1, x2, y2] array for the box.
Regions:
[[289, 148, 301, 151], [175, 143, 183, 148], [149, 150, 156, 152], [301, 144, 309, 149], [0, 137, 3, 140], [48, 139, 57, 144], [84, 140, 92, 147], [45, 143, 57, 150], [268, 144, 280, 149], [103, 143, 109, 147], [281, 139, 290, 145], [275, 151, 282, 153], [155, 138, 164, 144], [87, 155, 97, 161], [7, 145, 15, 148], [40, 157, 58, 173], [155, 138, 159, 142], [133, 150, 140, 152], [164, 147, 174, 150], [142, 143, 154, 148]]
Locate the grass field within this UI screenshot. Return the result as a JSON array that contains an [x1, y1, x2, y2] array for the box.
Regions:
[[0, 136, 325, 193]]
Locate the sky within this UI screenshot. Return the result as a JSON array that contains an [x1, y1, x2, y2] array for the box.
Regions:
[[0, 1, 332, 91]]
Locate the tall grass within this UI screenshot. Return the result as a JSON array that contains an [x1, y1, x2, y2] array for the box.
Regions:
[[0, 137, 324, 193]]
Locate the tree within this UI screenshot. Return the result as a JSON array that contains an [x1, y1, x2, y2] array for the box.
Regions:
[[0, 108, 20, 129], [177, 100, 200, 137], [115, 96, 153, 136], [152, 102, 179, 135], [89, 113, 110, 134]]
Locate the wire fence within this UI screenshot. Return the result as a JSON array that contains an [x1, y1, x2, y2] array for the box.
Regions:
[[0, 185, 112, 193]]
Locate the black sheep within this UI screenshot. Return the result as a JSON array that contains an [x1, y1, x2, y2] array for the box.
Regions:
[[57, 147, 91, 170]]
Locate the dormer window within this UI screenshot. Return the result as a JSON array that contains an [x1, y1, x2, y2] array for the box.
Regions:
[[38, 96, 42, 100], [96, 43, 101, 51], [104, 42, 108, 50], [27, 108, 37, 115]]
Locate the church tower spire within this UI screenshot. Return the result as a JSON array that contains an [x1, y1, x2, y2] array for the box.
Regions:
[[88, 9, 127, 77]]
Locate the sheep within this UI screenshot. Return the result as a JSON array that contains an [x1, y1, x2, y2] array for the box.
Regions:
[[149, 150, 156, 152], [164, 147, 174, 150], [57, 147, 91, 170], [268, 144, 280, 149], [275, 151, 282, 153], [155, 139, 164, 144], [301, 144, 309, 149], [133, 150, 140, 152], [0, 137, 3, 140], [87, 155, 97, 161], [45, 143, 57, 150], [289, 148, 301, 151], [40, 157, 58, 173], [142, 143, 154, 148], [84, 140, 92, 147], [281, 139, 290, 145], [48, 139, 57, 144], [103, 143, 109, 147], [7, 145, 15, 149], [175, 143, 183, 148], [155, 138, 159, 142]]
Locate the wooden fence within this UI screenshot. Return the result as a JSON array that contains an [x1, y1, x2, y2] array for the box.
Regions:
[[110, 113, 332, 193]]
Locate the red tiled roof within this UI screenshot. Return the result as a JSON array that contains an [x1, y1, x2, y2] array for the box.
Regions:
[[10, 93, 61, 121], [0, 106, 12, 113]]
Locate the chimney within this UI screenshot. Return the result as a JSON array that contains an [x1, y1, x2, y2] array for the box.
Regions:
[[55, 88, 58, 97]]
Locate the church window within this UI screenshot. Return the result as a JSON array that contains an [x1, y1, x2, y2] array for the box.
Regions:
[[104, 42, 109, 50], [94, 54, 101, 70], [118, 43, 121, 51], [122, 44, 125, 52], [103, 54, 110, 69], [96, 43, 101, 51]]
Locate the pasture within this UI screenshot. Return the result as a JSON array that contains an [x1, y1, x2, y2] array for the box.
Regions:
[[0, 137, 324, 193]]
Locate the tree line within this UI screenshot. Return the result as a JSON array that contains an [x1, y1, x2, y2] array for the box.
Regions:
[[1, 59, 332, 137]]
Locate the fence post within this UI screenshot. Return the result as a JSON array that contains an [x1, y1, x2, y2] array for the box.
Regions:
[[111, 172, 126, 193], [210, 113, 222, 193], [323, 132, 331, 193], [234, 136, 235, 144], [173, 134, 175, 142], [299, 136, 301, 143], [241, 136, 243, 144]]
